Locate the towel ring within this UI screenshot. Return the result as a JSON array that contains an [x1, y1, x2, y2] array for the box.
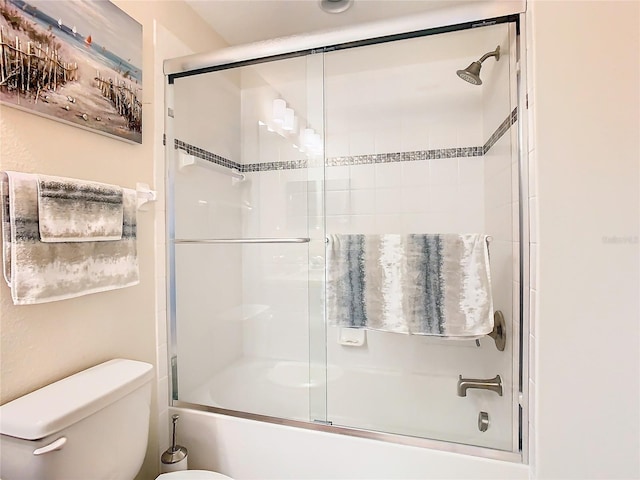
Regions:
[[488, 310, 506, 351]]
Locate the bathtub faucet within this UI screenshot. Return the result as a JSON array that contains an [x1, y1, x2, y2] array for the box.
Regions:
[[457, 374, 503, 397]]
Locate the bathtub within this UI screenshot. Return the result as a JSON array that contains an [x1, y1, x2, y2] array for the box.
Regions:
[[181, 357, 513, 451]]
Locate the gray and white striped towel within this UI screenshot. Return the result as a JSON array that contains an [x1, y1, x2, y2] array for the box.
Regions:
[[37, 175, 124, 242], [326, 234, 493, 337], [1, 171, 139, 305]]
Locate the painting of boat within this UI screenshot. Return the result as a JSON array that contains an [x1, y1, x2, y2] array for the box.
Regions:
[[0, 0, 143, 144]]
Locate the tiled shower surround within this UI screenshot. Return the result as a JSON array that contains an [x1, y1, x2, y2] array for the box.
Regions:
[[174, 108, 517, 173]]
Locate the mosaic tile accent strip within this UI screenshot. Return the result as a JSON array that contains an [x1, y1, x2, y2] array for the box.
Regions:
[[483, 107, 518, 154], [242, 159, 309, 172], [174, 108, 517, 173], [175, 139, 242, 171], [175, 140, 309, 172], [326, 146, 483, 168]]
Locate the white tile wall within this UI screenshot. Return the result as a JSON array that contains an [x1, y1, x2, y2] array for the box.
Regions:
[[402, 161, 431, 186], [174, 69, 241, 162], [375, 129, 401, 154], [324, 43, 485, 160], [322, 158, 486, 236], [175, 243, 244, 394], [240, 169, 311, 368], [172, 130, 245, 399], [349, 131, 377, 156], [375, 163, 404, 188]]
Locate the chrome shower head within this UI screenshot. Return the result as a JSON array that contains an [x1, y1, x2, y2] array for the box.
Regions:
[[457, 46, 501, 86]]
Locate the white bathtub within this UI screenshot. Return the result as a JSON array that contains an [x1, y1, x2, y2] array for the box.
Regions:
[[181, 357, 513, 451], [171, 405, 527, 479]]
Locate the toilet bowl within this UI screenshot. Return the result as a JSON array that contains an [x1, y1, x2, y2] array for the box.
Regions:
[[157, 470, 232, 479]]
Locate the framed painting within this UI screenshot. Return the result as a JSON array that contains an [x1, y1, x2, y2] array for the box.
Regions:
[[0, 0, 142, 144]]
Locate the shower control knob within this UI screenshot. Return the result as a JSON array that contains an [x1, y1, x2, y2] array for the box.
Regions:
[[478, 411, 489, 432]]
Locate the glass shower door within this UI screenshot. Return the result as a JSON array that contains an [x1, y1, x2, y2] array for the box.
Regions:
[[167, 16, 523, 455], [170, 53, 326, 423], [322, 23, 519, 451]]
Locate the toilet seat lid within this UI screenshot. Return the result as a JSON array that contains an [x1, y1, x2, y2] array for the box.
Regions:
[[157, 470, 232, 480]]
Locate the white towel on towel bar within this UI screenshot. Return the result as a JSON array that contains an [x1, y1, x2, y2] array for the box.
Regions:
[[1, 171, 139, 305], [326, 233, 494, 337]]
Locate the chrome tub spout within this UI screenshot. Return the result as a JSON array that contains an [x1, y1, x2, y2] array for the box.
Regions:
[[457, 374, 503, 397]]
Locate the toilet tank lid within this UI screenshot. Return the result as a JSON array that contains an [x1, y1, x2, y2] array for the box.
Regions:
[[0, 359, 153, 440]]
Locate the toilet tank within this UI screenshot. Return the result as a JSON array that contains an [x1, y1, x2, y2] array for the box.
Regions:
[[0, 359, 154, 480]]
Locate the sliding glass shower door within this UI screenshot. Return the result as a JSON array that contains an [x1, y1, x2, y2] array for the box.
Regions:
[[170, 53, 326, 422], [167, 18, 522, 455], [321, 23, 518, 451]]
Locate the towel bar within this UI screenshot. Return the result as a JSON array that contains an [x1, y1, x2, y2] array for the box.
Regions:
[[326, 235, 494, 244], [174, 237, 311, 244], [178, 150, 246, 181]]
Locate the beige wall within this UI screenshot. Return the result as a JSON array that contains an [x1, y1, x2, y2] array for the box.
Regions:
[[530, 1, 640, 478], [0, 2, 226, 479]]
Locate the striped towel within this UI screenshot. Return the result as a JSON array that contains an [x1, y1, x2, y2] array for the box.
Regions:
[[37, 175, 123, 242], [326, 234, 493, 337], [1, 171, 139, 305]]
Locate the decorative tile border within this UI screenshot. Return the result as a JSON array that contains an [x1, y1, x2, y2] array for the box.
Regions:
[[483, 107, 518, 154], [242, 159, 308, 172], [327, 146, 483, 168], [175, 108, 517, 173], [175, 139, 242, 171], [175, 140, 309, 172]]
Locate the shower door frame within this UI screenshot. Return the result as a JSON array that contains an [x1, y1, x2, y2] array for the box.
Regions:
[[164, 4, 530, 464]]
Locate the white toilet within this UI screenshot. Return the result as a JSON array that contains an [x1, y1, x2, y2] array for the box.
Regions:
[[0, 359, 231, 480]]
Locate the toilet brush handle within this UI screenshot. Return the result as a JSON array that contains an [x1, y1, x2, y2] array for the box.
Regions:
[[170, 414, 179, 452]]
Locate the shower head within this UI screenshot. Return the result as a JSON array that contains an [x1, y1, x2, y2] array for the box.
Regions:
[[457, 46, 501, 86], [457, 61, 483, 85]]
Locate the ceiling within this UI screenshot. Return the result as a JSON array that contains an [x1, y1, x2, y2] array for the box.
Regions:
[[185, 0, 478, 46]]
